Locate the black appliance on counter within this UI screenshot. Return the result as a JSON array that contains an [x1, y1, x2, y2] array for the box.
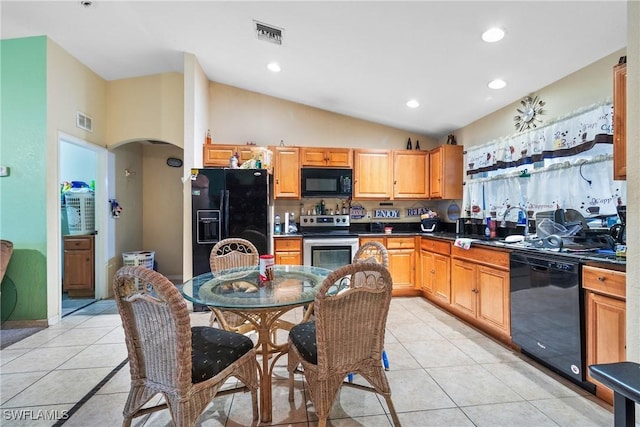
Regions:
[[191, 168, 269, 281], [610, 205, 626, 244], [510, 252, 595, 393], [301, 168, 352, 198]]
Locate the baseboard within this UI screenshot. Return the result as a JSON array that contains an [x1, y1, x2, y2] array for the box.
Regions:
[[1, 319, 49, 329]]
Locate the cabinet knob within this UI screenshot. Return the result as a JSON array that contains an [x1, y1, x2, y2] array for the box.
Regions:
[[597, 276, 606, 282]]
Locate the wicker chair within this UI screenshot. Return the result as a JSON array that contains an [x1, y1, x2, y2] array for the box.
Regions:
[[208, 238, 260, 333], [287, 262, 400, 427], [352, 240, 389, 267], [113, 266, 259, 427], [352, 240, 390, 371]]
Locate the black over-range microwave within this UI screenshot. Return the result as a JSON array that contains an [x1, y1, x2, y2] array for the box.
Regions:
[[301, 168, 352, 198]]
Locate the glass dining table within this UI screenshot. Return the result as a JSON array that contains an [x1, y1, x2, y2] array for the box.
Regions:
[[181, 264, 332, 423]]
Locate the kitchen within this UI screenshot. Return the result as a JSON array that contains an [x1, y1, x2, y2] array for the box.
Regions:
[[0, 2, 638, 424]]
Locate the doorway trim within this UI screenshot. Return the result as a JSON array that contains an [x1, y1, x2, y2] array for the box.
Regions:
[[52, 132, 108, 324]]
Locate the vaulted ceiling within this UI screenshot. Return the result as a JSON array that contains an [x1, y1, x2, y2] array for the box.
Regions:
[[1, 1, 627, 138]]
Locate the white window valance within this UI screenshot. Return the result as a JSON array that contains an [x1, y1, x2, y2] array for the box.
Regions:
[[462, 155, 626, 222], [465, 102, 613, 175]]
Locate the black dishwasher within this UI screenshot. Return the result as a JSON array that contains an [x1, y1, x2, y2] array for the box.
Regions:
[[510, 251, 594, 392]]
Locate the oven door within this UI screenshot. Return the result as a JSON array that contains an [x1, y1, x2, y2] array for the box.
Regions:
[[303, 237, 359, 270]]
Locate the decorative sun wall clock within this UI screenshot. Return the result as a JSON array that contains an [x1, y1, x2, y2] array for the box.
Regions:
[[514, 95, 546, 132]]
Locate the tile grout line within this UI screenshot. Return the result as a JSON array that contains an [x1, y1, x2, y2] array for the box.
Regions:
[[51, 357, 128, 426]]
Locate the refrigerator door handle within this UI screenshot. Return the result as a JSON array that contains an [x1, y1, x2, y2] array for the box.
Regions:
[[223, 190, 230, 237]]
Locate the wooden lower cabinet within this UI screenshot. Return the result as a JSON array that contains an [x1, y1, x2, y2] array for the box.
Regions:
[[583, 265, 626, 404], [386, 237, 418, 295], [63, 234, 95, 297], [274, 238, 302, 265], [359, 236, 418, 295], [420, 238, 451, 304], [450, 246, 510, 339]]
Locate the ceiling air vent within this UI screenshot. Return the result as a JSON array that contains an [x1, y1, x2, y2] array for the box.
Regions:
[[76, 111, 93, 132], [254, 21, 283, 45]]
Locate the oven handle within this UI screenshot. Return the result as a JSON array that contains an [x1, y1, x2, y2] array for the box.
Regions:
[[303, 238, 359, 246]]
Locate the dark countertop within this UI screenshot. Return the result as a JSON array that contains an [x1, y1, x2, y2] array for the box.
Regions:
[[274, 229, 626, 268]]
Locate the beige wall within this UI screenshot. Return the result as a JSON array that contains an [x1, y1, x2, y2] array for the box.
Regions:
[[106, 73, 185, 148], [141, 144, 184, 279], [455, 48, 626, 149], [183, 53, 210, 279], [112, 143, 144, 273], [46, 38, 108, 320], [209, 82, 436, 151], [625, 0, 639, 364]]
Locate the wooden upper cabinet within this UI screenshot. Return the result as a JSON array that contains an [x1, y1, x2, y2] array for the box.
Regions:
[[273, 146, 301, 199], [203, 144, 254, 167], [393, 150, 429, 199], [353, 149, 392, 199], [429, 144, 463, 199], [613, 60, 626, 180], [300, 147, 352, 167]]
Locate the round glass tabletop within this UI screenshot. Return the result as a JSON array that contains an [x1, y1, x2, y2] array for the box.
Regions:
[[181, 265, 332, 310]]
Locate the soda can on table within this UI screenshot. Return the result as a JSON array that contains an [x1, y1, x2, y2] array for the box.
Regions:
[[259, 254, 275, 282]]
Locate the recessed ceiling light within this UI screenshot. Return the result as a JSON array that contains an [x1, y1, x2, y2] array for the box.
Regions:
[[267, 62, 281, 72], [488, 79, 506, 89], [406, 99, 420, 108], [482, 27, 505, 43]]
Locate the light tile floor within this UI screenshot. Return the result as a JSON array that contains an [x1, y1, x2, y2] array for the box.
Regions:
[[0, 297, 624, 426]]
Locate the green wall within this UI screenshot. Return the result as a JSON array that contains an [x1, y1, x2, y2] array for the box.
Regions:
[[0, 36, 48, 321]]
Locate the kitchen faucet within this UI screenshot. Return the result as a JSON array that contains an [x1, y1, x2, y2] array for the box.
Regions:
[[501, 206, 530, 237]]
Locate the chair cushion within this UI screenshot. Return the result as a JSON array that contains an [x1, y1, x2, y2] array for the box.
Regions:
[[289, 321, 317, 365], [191, 326, 254, 383]]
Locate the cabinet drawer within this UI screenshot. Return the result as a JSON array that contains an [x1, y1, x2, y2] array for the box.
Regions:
[[582, 265, 626, 299], [451, 245, 509, 270], [64, 236, 92, 250], [420, 238, 450, 255], [386, 237, 415, 249], [274, 238, 302, 251]]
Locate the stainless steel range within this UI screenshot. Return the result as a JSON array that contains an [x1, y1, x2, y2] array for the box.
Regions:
[[300, 215, 359, 270]]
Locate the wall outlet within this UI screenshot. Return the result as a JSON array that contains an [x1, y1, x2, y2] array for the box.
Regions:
[[0, 166, 9, 177]]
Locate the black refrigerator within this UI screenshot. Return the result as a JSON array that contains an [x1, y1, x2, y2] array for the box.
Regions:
[[192, 168, 269, 280]]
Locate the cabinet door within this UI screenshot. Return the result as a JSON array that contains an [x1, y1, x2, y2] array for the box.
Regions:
[[64, 249, 93, 290], [326, 148, 352, 167], [450, 259, 476, 316], [237, 147, 254, 163], [393, 150, 429, 199], [275, 252, 301, 265], [430, 145, 463, 199], [353, 149, 392, 199], [273, 147, 300, 199], [586, 291, 626, 404], [388, 248, 414, 290], [432, 253, 451, 303], [613, 62, 626, 180], [420, 250, 435, 294], [300, 147, 328, 166], [476, 265, 510, 335], [203, 144, 236, 166], [429, 147, 443, 198]]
